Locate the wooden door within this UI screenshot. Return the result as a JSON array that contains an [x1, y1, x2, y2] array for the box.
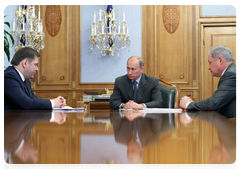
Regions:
[[201, 25, 236, 99]]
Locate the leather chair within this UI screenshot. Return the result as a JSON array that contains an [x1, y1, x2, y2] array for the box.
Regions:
[[159, 79, 180, 108]]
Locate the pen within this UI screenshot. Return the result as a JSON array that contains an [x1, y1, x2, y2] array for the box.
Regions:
[[186, 93, 191, 97]]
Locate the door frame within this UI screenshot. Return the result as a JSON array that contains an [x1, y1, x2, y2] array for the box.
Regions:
[[199, 22, 236, 100]]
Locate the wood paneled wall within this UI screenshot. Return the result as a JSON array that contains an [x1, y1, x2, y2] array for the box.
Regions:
[[32, 5, 236, 108]]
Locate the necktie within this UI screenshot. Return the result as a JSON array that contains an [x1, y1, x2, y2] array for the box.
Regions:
[[24, 81, 30, 96], [133, 80, 138, 102]]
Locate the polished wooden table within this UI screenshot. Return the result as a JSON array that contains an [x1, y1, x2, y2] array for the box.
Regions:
[[4, 109, 236, 165]]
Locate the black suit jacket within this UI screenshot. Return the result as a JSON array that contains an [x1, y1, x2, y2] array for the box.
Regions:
[[187, 63, 236, 118], [110, 73, 162, 110], [4, 66, 52, 110]]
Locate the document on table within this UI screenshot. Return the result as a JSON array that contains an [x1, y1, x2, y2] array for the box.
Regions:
[[53, 107, 85, 112], [139, 108, 182, 113]]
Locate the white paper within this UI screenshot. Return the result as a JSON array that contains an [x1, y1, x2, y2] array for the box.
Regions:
[[139, 108, 182, 113]]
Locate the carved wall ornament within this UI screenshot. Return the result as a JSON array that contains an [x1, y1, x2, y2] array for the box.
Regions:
[[60, 75, 65, 80], [179, 74, 184, 79], [162, 5, 180, 34], [45, 5, 62, 37], [42, 76, 46, 80], [159, 74, 164, 79]]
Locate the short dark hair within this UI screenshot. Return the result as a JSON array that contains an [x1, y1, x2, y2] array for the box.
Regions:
[[11, 47, 41, 66], [128, 56, 144, 68]]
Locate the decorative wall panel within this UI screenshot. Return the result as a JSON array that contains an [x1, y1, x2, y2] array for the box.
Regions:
[[45, 5, 62, 37], [156, 5, 190, 84], [38, 5, 69, 85], [162, 5, 180, 34]]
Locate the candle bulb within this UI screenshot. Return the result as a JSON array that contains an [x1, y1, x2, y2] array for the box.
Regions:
[[102, 24, 104, 34], [38, 7, 40, 20], [112, 10, 115, 20], [32, 5, 35, 18], [99, 10, 101, 21], [19, 5, 21, 17], [94, 26, 96, 35], [94, 11, 96, 23]]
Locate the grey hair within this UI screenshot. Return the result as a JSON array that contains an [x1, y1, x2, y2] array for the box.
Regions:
[[128, 56, 144, 68], [208, 45, 234, 63]]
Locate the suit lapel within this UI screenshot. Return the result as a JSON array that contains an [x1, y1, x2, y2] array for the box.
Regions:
[[136, 74, 147, 103], [124, 77, 134, 100]]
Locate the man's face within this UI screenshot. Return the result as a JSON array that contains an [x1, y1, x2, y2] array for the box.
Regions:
[[208, 54, 221, 77], [127, 58, 144, 80], [25, 56, 39, 79]]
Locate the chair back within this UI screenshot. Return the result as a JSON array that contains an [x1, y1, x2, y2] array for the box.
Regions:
[[159, 79, 180, 108]]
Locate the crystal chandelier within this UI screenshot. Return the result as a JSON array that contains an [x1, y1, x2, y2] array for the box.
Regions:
[[11, 5, 45, 52], [89, 5, 131, 56]]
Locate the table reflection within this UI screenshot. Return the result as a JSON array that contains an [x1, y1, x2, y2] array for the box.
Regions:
[[4, 109, 236, 164], [4, 110, 67, 164], [180, 111, 236, 164]]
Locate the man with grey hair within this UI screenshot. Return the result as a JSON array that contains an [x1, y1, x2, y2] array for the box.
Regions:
[[110, 56, 162, 110], [180, 45, 236, 118]]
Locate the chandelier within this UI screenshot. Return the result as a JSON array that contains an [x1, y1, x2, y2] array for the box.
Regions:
[[11, 5, 45, 52], [89, 5, 131, 56]]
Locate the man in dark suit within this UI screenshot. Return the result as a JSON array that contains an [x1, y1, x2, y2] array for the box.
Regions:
[[110, 56, 162, 110], [180, 45, 236, 118], [4, 47, 66, 110]]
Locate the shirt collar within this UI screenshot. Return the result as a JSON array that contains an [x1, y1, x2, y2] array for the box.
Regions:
[[221, 66, 229, 76], [132, 73, 142, 84], [13, 66, 25, 82]]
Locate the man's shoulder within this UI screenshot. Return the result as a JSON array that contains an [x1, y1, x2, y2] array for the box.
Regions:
[[4, 66, 16, 76], [115, 74, 128, 81], [142, 73, 158, 82], [227, 63, 236, 73]]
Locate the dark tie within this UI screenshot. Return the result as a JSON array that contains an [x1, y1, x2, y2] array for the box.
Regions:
[[133, 80, 138, 102], [24, 80, 30, 96]]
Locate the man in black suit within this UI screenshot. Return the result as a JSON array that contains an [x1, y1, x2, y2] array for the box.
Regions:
[[4, 47, 66, 110], [180, 45, 236, 118], [110, 56, 162, 110]]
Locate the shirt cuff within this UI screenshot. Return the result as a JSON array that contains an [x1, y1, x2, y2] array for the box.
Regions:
[[142, 103, 147, 108], [185, 102, 191, 109], [119, 103, 124, 109], [50, 112, 54, 122], [50, 100, 54, 108]]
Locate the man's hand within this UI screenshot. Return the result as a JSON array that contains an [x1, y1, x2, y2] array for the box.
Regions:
[[179, 96, 193, 109], [52, 96, 67, 108], [124, 100, 144, 110], [52, 112, 67, 124]]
